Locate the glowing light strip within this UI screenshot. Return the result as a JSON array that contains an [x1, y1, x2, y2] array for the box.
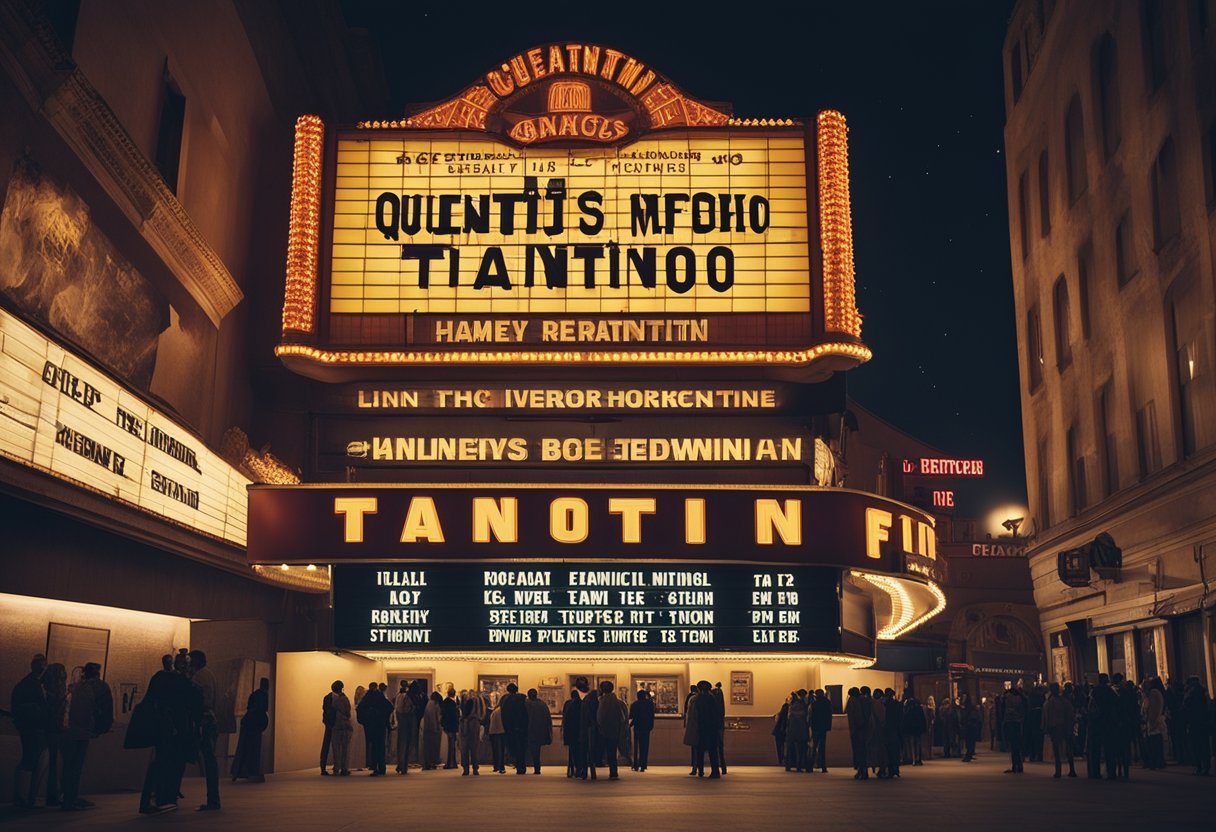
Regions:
[[283, 115, 324, 334], [851, 571, 946, 639], [251, 563, 330, 592], [274, 341, 872, 367], [353, 117, 802, 130], [816, 110, 862, 338], [358, 651, 873, 664]]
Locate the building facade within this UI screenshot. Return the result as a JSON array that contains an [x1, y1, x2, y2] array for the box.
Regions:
[[1003, 0, 1216, 689]]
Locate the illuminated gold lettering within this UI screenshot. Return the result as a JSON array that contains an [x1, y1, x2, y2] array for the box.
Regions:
[[527, 48, 547, 80], [335, 496, 378, 543], [900, 515, 915, 553], [508, 55, 531, 87], [472, 497, 518, 543], [538, 116, 558, 139], [918, 521, 937, 558], [400, 497, 444, 543], [600, 48, 624, 80], [487, 66, 514, 97], [865, 508, 893, 559], [608, 497, 656, 543], [616, 58, 646, 90], [548, 45, 566, 74], [755, 499, 801, 545], [559, 114, 578, 136], [627, 70, 655, 96], [565, 43, 581, 73], [685, 498, 706, 545], [581, 45, 600, 76], [550, 497, 589, 544]]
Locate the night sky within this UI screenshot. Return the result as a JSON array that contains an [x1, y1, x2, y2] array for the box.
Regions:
[[339, 0, 1025, 518]]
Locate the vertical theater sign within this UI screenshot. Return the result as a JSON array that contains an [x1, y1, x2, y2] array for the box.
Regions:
[[251, 45, 944, 672]]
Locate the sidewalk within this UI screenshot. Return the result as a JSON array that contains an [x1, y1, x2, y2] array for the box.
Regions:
[[2, 754, 1211, 830]]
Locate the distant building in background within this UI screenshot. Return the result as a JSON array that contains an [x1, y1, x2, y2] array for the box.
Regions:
[[1003, 0, 1216, 689]]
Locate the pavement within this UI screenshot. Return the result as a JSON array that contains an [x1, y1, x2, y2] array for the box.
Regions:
[[1, 754, 1212, 831]]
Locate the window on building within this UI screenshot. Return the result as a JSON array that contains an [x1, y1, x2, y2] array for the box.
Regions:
[[1036, 437, 1051, 532], [1106, 633, 1128, 678], [1027, 305, 1044, 392], [1116, 211, 1138, 287], [1143, 0, 1170, 91], [1136, 399, 1162, 477], [1095, 34, 1121, 160], [1018, 170, 1030, 259], [1171, 278, 1207, 456], [42, 0, 81, 54], [1011, 42, 1025, 101], [1077, 243, 1093, 339], [1065, 95, 1088, 203], [154, 69, 187, 195], [1151, 137, 1182, 249], [1038, 151, 1051, 236], [1067, 425, 1087, 515], [1097, 381, 1119, 497], [1053, 276, 1072, 370]]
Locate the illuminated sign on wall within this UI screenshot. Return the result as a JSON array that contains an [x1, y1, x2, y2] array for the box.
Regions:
[[0, 308, 250, 546], [333, 562, 845, 652], [901, 458, 985, 476]]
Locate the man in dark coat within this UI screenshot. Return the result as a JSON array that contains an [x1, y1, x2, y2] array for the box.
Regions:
[[882, 688, 902, 778], [439, 689, 460, 769], [580, 687, 600, 780], [900, 692, 926, 766], [1113, 674, 1139, 779], [629, 689, 656, 771], [1026, 684, 1046, 762], [10, 653, 47, 808], [139, 654, 193, 813], [1182, 676, 1211, 775], [810, 689, 833, 772], [356, 684, 393, 775], [562, 688, 584, 777], [845, 686, 871, 779], [499, 683, 529, 775], [596, 681, 626, 779], [524, 689, 553, 774], [1087, 673, 1117, 779], [693, 680, 723, 778]]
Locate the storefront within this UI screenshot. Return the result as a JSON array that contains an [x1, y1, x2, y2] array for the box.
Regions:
[[254, 43, 947, 769]]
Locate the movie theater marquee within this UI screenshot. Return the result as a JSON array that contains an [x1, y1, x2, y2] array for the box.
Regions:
[[278, 43, 867, 377]]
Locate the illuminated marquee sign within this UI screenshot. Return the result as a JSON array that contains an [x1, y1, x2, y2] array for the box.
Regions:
[[333, 562, 845, 653], [0, 308, 250, 545], [901, 458, 985, 476], [277, 44, 867, 377]]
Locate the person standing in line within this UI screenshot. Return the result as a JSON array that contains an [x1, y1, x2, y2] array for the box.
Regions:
[[712, 682, 728, 774], [489, 702, 507, 773], [693, 680, 723, 779], [1001, 684, 1027, 774], [784, 690, 809, 772], [960, 693, 982, 763], [187, 651, 220, 812], [498, 683, 529, 775], [1042, 682, 1076, 778], [41, 663, 67, 808], [900, 690, 925, 767], [439, 688, 460, 770], [596, 681, 626, 779], [845, 687, 870, 780], [681, 684, 700, 776], [10, 653, 48, 808], [684, 686, 698, 773], [923, 695, 936, 761], [1165, 678, 1186, 764], [868, 689, 887, 777], [357, 682, 392, 776], [59, 662, 112, 812], [320, 680, 337, 775], [1087, 673, 1116, 779], [394, 681, 417, 774], [1114, 674, 1139, 778], [939, 695, 959, 758], [629, 689, 655, 771], [351, 685, 366, 771], [138, 655, 187, 814], [809, 689, 832, 773], [421, 691, 443, 770], [1142, 677, 1166, 770], [1182, 676, 1211, 775], [524, 688, 553, 774], [328, 681, 353, 776], [772, 699, 789, 767], [459, 694, 484, 776], [1026, 683, 1046, 763], [882, 688, 902, 778], [581, 684, 600, 780], [231, 677, 270, 782], [562, 689, 582, 777]]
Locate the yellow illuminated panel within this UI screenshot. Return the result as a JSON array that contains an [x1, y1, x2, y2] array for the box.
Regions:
[[284, 115, 324, 334], [328, 134, 810, 315]]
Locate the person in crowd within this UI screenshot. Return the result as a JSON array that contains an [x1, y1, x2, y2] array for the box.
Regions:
[[845, 687, 871, 780], [1111, 673, 1135, 779], [320, 678, 337, 775], [352, 685, 367, 771], [394, 681, 417, 774], [712, 682, 727, 774], [488, 701, 507, 773], [356, 680, 392, 776], [596, 681, 626, 779], [1001, 683, 1027, 774], [459, 693, 484, 776], [772, 699, 789, 767], [1026, 683, 1046, 763], [1142, 677, 1166, 770], [562, 689, 582, 776], [882, 688, 902, 778], [329, 681, 353, 776], [784, 690, 809, 772], [629, 689, 655, 772], [1182, 676, 1211, 775], [231, 677, 269, 782], [10, 653, 48, 809], [1068, 682, 1087, 760], [421, 691, 442, 769], [581, 683, 601, 780], [693, 680, 723, 779], [439, 688, 460, 770], [900, 689, 925, 766], [868, 688, 887, 777], [923, 694, 936, 760], [59, 662, 112, 812], [498, 682, 528, 775], [138, 654, 188, 813], [523, 688, 553, 774], [1165, 678, 1186, 764], [809, 689, 832, 773], [939, 695, 958, 758], [1087, 673, 1117, 779], [682, 683, 701, 776], [960, 692, 982, 763], [42, 663, 67, 808], [1042, 682, 1076, 778], [187, 651, 219, 811], [614, 686, 632, 768]]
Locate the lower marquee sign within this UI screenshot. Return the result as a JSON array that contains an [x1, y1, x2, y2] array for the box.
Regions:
[[333, 562, 844, 653]]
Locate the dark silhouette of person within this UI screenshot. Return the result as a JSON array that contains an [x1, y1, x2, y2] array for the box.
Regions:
[[845, 686, 871, 779], [901, 690, 926, 766], [440, 689, 460, 769], [1087, 673, 1117, 779], [772, 700, 789, 766], [810, 689, 833, 772], [320, 679, 337, 775], [138, 653, 191, 813], [1182, 676, 1211, 775], [562, 688, 583, 777], [499, 682, 529, 775], [1002, 685, 1027, 774], [188, 651, 219, 811], [60, 661, 112, 812], [1042, 682, 1076, 778], [629, 689, 655, 771], [784, 690, 809, 772], [960, 692, 982, 763], [712, 682, 727, 774], [882, 688, 902, 778], [231, 678, 269, 782], [10, 653, 47, 808], [356, 683, 392, 775], [580, 685, 600, 780], [596, 681, 626, 779], [524, 689, 553, 773]]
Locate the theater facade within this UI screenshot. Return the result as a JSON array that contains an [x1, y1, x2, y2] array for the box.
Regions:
[[253, 44, 946, 768]]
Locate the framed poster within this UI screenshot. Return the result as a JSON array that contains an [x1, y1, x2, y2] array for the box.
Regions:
[[633, 676, 683, 717], [537, 685, 564, 715], [478, 675, 517, 709], [730, 671, 754, 706], [46, 623, 110, 682]]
